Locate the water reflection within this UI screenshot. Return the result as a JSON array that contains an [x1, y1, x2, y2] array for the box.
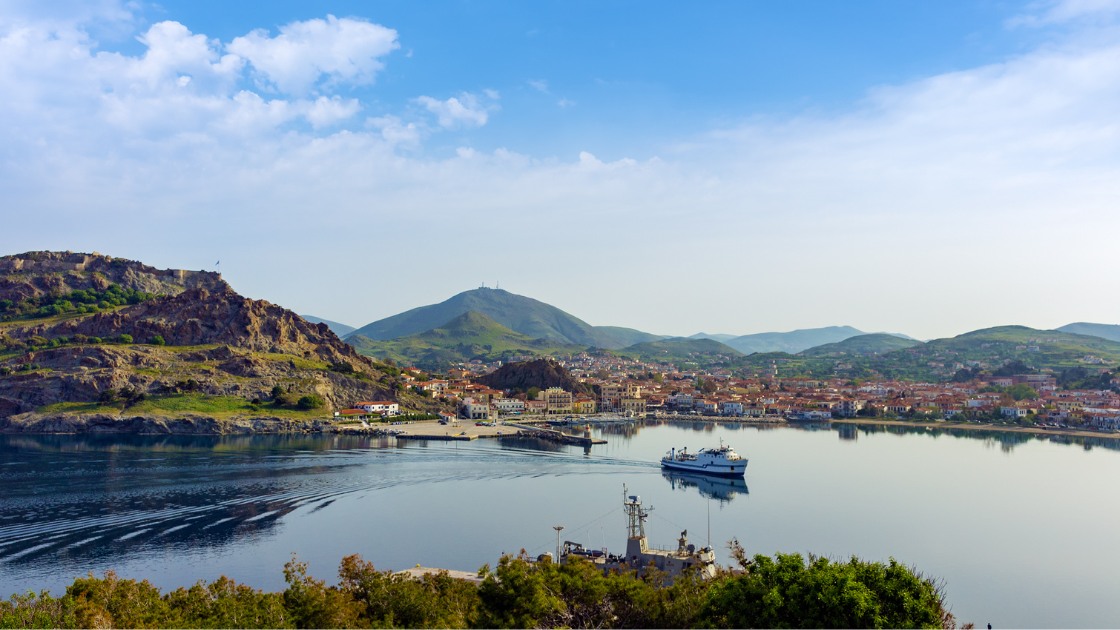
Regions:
[[661, 469, 749, 505], [495, 435, 570, 453], [834, 423, 1120, 452]]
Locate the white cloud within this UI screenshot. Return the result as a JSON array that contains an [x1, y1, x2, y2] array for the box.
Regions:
[[227, 15, 398, 95], [1010, 0, 1120, 26], [304, 95, 361, 129], [415, 92, 495, 128], [366, 115, 421, 148], [528, 79, 548, 93]]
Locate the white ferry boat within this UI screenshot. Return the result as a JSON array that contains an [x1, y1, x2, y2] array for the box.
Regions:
[[660, 442, 747, 477]]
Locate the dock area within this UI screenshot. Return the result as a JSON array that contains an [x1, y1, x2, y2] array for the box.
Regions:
[[374, 418, 607, 448], [396, 433, 477, 441], [504, 422, 607, 446], [383, 419, 513, 441]]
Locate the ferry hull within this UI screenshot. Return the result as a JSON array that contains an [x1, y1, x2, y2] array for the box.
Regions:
[[660, 458, 747, 477]]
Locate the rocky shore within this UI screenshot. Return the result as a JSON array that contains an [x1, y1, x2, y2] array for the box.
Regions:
[[0, 412, 400, 436]]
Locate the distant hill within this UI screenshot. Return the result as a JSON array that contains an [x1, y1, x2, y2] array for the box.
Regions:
[[739, 325, 1120, 381], [723, 326, 865, 354], [348, 311, 583, 371], [0, 251, 432, 432], [1057, 322, 1120, 344], [301, 315, 355, 337], [800, 333, 923, 357], [918, 326, 1120, 370], [347, 288, 661, 349], [689, 332, 737, 343], [615, 337, 743, 367]]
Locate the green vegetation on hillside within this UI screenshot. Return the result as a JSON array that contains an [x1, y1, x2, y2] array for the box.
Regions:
[[0, 550, 954, 629], [0, 284, 156, 321], [346, 288, 660, 349], [614, 337, 743, 368], [799, 333, 922, 357], [349, 311, 584, 371], [738, 326, 1120, 384]]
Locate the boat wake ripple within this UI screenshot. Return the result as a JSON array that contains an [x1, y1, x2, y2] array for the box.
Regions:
[[0, 440, 657, 569]]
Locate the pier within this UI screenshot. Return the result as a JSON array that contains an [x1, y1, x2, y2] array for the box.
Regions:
[[395, 433, 477, 441], [504, 422, 607, 447]]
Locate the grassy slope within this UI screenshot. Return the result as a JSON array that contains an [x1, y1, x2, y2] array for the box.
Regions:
[[614, 337, 744, 367], [349, 311, 585, 370], [739, 326, 1120, 380], [347, 288, 660, 349], [799, 333, 923, 357]]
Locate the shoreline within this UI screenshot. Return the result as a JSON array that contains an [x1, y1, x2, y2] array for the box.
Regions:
[[628, 413, 1120, 441], [2, 411, 1117, 442], [826, 417, 1120, 440]]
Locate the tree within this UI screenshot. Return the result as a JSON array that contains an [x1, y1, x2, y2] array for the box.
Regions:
[[65, 571, 170, 629], [297, 395, 324, 410], [1006, 384, 1039, 401], [476, 554, 564, 628], [148, 335, 166, 346], [0, 590, 76, 628], [337, 554, 480, 628], [281, 557, 361, 629], [700, 547, 952, 629], [164, 576, 288, 628]]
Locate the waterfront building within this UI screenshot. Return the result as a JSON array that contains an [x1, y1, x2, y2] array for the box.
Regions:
[[542, 387, 573, 415]]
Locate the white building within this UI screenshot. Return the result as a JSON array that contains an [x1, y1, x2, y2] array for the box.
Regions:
[[494, 398, 526, 415], [355, 401, 400, 416]]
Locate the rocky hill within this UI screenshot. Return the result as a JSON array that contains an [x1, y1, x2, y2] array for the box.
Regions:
[[0, 251, 435, 433], [475, 358, 589, 395]]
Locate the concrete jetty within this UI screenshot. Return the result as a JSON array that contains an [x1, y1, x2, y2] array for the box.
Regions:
[[504, 422, 607, 446]]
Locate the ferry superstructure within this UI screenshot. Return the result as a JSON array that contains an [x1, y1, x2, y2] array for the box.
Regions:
[[660, 442, 747, 477]]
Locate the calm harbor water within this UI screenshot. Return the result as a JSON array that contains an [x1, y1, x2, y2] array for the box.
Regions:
[[2, 421, 1119, 628]]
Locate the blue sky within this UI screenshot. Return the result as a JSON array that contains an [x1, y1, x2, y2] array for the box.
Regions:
[[2, 0, 1119, 340]]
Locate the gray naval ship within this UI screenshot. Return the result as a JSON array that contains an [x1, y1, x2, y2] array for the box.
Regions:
[[558, 487, 718, 583]]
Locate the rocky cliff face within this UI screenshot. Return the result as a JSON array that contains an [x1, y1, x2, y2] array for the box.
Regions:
[[475, 358, 588, 394], [0, 251, 225, 302], [0, 251, 435, 431]]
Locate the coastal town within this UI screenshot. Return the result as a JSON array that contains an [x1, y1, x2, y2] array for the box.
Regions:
[[339, 352, 1120, 434]]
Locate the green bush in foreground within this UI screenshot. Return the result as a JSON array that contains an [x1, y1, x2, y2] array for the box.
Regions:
[[0, 550, 958, 629]]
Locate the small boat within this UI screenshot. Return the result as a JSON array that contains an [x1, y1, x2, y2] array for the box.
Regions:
[[660, 441, 747, 477]]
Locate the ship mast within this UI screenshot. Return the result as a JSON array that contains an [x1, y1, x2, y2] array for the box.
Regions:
[[622, 484, 651, 541]]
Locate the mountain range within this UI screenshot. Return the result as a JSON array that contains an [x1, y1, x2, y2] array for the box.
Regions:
[[691, 326, 869, 354], [326, 288, 1120, 379]]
